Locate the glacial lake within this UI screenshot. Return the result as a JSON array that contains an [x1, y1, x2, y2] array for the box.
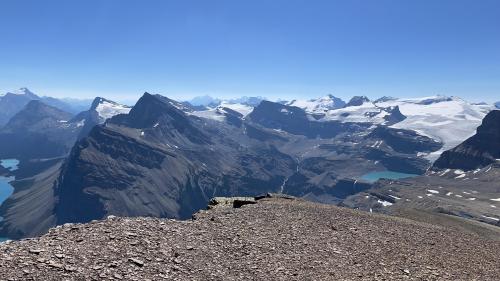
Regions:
[[0, 159, 19, 242], [360, 171, 418, 183]]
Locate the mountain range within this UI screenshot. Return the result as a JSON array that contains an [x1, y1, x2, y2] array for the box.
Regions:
[[0, 89, 498, 239], [0, 88, 94, 127]]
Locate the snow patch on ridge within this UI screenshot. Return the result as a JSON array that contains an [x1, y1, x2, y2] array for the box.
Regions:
[[95, 100, 131, 120]]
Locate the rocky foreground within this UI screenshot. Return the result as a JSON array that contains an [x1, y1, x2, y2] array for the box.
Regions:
[[0, 196, 499, 280]]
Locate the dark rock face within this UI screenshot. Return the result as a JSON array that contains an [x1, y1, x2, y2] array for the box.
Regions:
[[374, 96, 396, 103], [219, 107, 243, 127], [382, 106, 407, 125], [416, 96, 452, 105], [0, 101, 80, 160], [345, 96, 370, 107], [433, 110, 500, 170], [70, 110, 99, 139], [248, 101, 370, 138], [367, 126, 442, 154]]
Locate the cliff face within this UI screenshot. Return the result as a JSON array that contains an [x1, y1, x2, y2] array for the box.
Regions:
[[0, 196, 499, 280], [433, 110, 500, 170]]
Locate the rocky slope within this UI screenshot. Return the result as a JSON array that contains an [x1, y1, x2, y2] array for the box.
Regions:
[[0, 196, 498, 280], [433, 110, 500, 170]]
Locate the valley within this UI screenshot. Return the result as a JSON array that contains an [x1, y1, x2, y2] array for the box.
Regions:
[[0, 88, 498, 242]]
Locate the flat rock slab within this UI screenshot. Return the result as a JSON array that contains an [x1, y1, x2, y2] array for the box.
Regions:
[[0, 198, 499, 280]]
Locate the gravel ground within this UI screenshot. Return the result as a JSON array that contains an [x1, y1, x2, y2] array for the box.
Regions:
[[0, 196, 499, 280]]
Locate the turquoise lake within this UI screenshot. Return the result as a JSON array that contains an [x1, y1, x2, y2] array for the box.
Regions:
[[360, 171, 418, 183]]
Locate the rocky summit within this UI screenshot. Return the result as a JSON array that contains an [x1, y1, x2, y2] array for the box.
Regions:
[[0, 196, 498, 280]]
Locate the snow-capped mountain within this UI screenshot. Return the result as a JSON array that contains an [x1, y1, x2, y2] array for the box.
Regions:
[[495, 101, 500, 109], [190, 101, 254, 122], [319, 98, 404, 125], [187, 96, 265, 108], [0, 88, 40, 126], [377, 96, 493, 159], [188, 94, 494, 161], [188, 96, 261, 122], [433, 110, 500, 170], [291, 95, 493, 160], [4, 87, 38, 98], [286, 94, 346, 113]]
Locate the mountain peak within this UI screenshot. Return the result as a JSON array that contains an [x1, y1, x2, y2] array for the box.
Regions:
[[345, 96, 370, 107], [4, 100, 73, 131], [12, 87, 33, 95], [4, 87, 39, 99], [374, 96, 397, 103], [110, 92, 190, 128]]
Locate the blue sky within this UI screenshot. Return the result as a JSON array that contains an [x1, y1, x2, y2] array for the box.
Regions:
[[0, 0, 499, 102]]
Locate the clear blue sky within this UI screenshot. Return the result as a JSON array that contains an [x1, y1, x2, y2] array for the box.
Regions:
[[0, 0, 499, 102]]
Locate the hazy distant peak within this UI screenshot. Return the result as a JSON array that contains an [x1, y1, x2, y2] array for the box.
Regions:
[[188, 95, 221, 107], [4, 87, 39, 98], [226, 96, 265, 107], [286, 95, 345, 112], [374, 96, 397, 103]]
